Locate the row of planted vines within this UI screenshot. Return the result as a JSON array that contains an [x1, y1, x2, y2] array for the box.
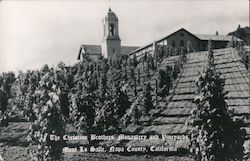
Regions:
[[227, 36, 249, 70], [0, 47, 188, 160], [189, 40, 247, 161], [0, 41, 248, 160]]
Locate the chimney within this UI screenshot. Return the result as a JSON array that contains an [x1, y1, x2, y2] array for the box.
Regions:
[[215, 31, 219, 36]]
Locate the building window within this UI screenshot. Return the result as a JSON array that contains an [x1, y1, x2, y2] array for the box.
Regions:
[[180, 33, 184, 37], [113, 49, 115, 53], [109, 23, 115, 36], [180, 40, 184, 47], [172, 40, 175, 47]]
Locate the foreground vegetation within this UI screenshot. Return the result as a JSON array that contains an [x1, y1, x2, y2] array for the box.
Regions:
[[0, 41, 249, 160]]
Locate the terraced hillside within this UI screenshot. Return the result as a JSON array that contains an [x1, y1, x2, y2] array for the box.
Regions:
[[123, 51, 208, 149], [122, 48, 250, 157], [215, 48, 250, 153], [0, 48, 249, 161]]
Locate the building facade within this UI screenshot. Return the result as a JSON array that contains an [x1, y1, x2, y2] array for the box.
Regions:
[[77, 8, 138, 61], [129, 28, 243, 59], [78, 9, 243, 61]]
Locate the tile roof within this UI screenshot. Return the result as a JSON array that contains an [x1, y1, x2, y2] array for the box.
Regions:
[[80, 44, 139, 55], [82, 45, 102, 55], [194, 34, 233, 41], [120, 46, 139, 55]]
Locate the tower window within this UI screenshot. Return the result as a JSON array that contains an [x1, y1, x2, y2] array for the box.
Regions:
[[113, 49, 115, 53], [109, 23, 115, 36]]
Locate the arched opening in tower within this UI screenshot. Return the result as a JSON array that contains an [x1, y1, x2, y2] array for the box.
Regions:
[[109, 23, 115, 36]]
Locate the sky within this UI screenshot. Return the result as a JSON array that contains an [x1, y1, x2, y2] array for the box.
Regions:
[[0, 0, 249, 73]]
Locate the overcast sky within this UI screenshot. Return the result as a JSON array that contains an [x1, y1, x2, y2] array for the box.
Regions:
[[0, 0, 249, 73]]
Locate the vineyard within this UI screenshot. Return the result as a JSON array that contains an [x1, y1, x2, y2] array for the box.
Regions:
[[0, 44, 249, 160]]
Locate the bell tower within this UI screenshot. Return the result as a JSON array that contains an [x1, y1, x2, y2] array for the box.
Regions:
[[101, 8, 121, 58]]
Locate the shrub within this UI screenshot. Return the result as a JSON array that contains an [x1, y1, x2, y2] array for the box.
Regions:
[[143, 82, 153, 115], [95, 82, 130, 133], [0, 72, 16, 113], [95, 92, 120, 133], [189, 68, 246, 161], [0, 111, 9, 127], [172, 61, 181, 80], [187, 41, 193, 53], [122, 94, 142, 125], [157, 67, 172, 98], [0, 72, 16, 126], [28, 72, 66, 161], [189, 40, 246, 160]]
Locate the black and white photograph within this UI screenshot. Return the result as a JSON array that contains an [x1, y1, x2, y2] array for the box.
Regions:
[[0, 0, 249, 160]]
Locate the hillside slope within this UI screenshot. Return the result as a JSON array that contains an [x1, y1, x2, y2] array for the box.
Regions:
[[123, 48, 250, 156]]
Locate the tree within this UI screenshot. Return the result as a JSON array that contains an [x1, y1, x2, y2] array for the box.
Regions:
[[95, 81, 130, 133], [148, 54, 156, 71], [99, 72, 108, 102], [54, 62, 72, 120], [15, 71, 29, 108], [235, 41, 248, 70], [22, 71, 40, 121], [180, 47, 187, 63], [0, 83, 8, 126], [207, 40, 215, 71], [0, 72, 16, 126], [112, 83, 131, 118], [0, 72, 16, 112], [69, 62, 97, 134], [28, 71, 66, 161], [122, 58, 128, 81], [157, 67, 172, 98], [158, 46, 165, 60], [40, 64, 50, 76], [145, 55, 151, 80], [129, 66, 137, 97], [0, 87, 8, 114], [69, 91, 96, 134], [172, 61, 181, 80], [132, 54, 138, 68], [189, 68, 246, 161], [95, 92, 120, 133], [122, 95, 142, 126], [137, 68, 141, 84], [98, 59, 109, 103], [227, 36, 236, 48], [187, 41, 193, 53], [189, 41, 246, 160], [143, 82, 153, 115]]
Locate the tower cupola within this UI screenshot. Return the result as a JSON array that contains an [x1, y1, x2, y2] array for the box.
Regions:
[[101, 8, 121, 58]]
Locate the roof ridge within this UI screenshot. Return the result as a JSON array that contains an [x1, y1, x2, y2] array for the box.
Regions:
[[81, 44, 101, 46], [194, 33, 231, 36]]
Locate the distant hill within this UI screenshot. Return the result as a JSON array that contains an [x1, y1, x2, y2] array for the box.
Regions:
[[228, 25, 250, 45]]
